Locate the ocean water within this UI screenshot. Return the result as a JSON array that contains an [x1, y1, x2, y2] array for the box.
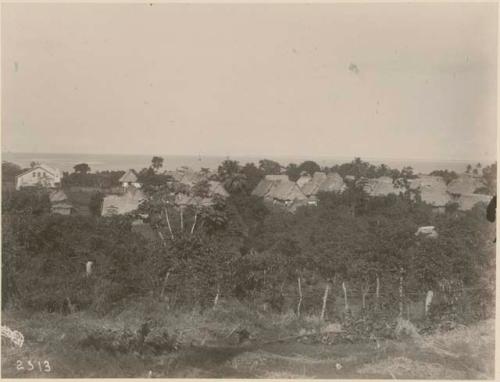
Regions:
[[1, 152, 490, 175]]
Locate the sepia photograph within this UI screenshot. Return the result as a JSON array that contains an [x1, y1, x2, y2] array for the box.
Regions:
[[1, 1, 497, 379]]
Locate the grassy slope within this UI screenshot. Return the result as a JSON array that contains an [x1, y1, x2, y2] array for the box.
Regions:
[[1, 299, 494, 379]]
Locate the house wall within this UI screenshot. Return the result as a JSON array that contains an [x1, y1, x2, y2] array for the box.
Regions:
[[16, 168, 60, 190]]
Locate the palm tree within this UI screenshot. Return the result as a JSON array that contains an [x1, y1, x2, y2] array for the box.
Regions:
[[223, 172, 247, 194]]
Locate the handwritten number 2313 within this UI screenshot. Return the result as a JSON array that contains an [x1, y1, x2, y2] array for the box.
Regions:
[[16, 360, 51, 372]]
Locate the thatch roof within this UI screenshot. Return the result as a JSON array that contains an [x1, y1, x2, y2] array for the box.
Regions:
[[300, 172, 327, 196], [409, 175, 450, 207], [265, 174, 289, 181], [208, 180, 229, 197], [119, 169, 138, 183], [267, 180, 307, 202], [447, 174, 487, 196], [252, 179, 276, 198], [409, 175, 447, 191], [363, 176, 402, 196], [252, 177, 307, 202], [318, 172, 346, 193], [102, 187, 145, 216], [296, 174, 312, 188], [179, 171, 208, 186], [456, 193, 491, 211], [420, 189, 451, 207], [49, 189, 68, 203]]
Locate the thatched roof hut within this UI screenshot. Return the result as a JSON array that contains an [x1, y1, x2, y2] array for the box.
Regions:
[[102, 187, 145, 216], [318, 172, 346, 193], [409, 175, 451, 207], [447, 174, 487, 196], [300, 172, 327, 197], [456, 193, 491, 211], [363, 176, 402, 196], [119, 169, 138, 184]]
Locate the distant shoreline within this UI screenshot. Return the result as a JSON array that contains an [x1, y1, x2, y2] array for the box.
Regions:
[[2, 151, 495, 175]]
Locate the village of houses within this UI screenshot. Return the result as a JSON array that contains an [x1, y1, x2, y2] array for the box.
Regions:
[[14, 162, 493, 225]]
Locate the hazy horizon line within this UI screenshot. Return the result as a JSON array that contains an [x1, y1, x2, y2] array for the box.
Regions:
[[2, 150, 496, 165]]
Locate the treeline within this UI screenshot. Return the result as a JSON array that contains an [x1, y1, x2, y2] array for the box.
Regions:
[[2, 171, 495, 324]]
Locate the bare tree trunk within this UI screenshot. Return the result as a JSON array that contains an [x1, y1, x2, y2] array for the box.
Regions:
[[361, 283, 369, 311], [160, 271, 170, 299], [342, 281, 348, 312], [213, 284, 220, 308], [425, 290, 434, 316], [190, 213, 198, 235], [399, 268, 404, 317], [376, 274, 380, 309], [164, 207, 174, 240], [320, 282, 330, 321], [297, 277, 303, 317], [157, 230, 167, 247]]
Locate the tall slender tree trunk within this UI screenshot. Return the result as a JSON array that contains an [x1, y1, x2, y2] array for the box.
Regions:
[[342, 281, 348, 312], [157, 230, 167, 247], [190, 213, 198, 235], [321, 282, 330, 321], [213, 284, 220, 309], [361, 283, 369, 311], [160, 271, 170, 299], [297, 276, 303, 317], [164, 207, 174, 240], [425, 290, 434, 317]]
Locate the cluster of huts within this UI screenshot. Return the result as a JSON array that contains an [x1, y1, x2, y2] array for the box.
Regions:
[[46, 167, 228, 217], [15, 163, 492, 217], [251, 171, 492, 213]]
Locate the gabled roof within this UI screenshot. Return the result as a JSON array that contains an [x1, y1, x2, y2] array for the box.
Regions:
[[296, 174, 312, 188], [252, 179, 276, 198], [208, 180, 229, 197], [49, 190, 68, 203], [119, 169, 138, 183], [252, 177, 307, 202], [300, 172, 327, 196], [409, 175, 447, 192], [179, 171, 208, 186], [363, 176, 402, 196], [15, 164, 61, 179], [420, 189, 451, 207], [409, 175, 450, 207], [317, 172, 346, 193], [447, 174, 487, 196], [456, 193, 491, 211], [268, 180, 307, 201], [102, 187, 145, 216]]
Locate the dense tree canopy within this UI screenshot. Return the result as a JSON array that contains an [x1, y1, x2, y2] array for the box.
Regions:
[[74, 163, 91, 175]]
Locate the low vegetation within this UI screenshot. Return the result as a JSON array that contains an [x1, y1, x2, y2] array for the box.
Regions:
[[1, 157, 496, 378]]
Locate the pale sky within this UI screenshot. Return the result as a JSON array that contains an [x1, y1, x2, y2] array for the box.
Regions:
[[1, 3, 497, 161]]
